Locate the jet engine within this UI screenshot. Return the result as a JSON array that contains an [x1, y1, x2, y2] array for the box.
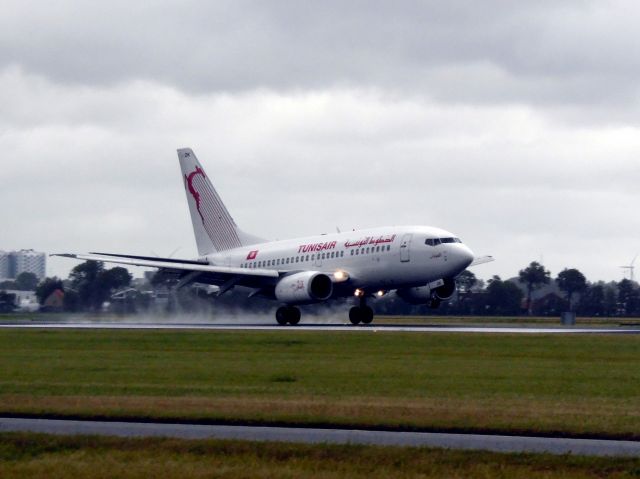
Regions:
[[396, 278, 456, 305], [433, 277, 456, 300], [274, 271, 333, 304]]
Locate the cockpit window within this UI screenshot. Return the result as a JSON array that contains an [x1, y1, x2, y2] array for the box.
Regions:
[[426, 237, 462, 246]]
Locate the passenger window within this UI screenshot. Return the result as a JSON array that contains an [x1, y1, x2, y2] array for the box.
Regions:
[[361, 248, 364, 255], [386, 245, 390, 251], [351, 250, 354, 256], [355, 249, 359, 255]]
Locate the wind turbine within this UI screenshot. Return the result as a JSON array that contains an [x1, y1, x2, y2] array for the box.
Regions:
[[620, 253, 638, 282]]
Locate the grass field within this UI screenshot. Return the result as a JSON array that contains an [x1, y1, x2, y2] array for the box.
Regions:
[[1, 328, 639, 439], [1, 433, 640, 479]]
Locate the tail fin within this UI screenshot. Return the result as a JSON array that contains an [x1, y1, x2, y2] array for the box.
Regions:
[[177, 148, 265, 255]]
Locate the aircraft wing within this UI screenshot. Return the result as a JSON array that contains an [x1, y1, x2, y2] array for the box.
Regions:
[[468, 255, 494, 267], [52, 252, 279, 280]]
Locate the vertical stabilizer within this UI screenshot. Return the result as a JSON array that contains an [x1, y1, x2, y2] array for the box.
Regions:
[[177, 148, 264, 255]]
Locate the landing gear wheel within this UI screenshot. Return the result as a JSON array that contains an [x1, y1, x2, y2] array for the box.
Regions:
[[361, 306, 374, 324], [287, 306, 301, 325], [349, 307, 362, 325], [276, 306, 288, 325], [275, 306, 301, 325]]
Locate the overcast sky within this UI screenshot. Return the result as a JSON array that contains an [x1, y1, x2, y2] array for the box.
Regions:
[[1, 0, 639, 282]]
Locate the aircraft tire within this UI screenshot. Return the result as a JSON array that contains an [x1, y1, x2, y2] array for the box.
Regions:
[[287, 306, 301, 325], [275, 306, 289, 325], [349, 307, 362, 325], [361, 306, 374, 324]]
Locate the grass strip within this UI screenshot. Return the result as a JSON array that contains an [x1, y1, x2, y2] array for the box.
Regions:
[[2, 432, 640, 479], [1, 329, 639, 438]]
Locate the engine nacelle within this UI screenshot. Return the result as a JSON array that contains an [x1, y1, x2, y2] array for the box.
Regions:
[[433, 277, 456, 300], [396, 285, 433, 305], [274, 271, 333, 304], [396, 278, 456, 305]]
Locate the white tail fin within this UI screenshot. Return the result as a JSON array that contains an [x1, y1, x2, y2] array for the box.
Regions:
[[177, 148, 264, 255]]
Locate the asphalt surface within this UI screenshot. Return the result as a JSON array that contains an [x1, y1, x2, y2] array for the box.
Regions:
[[0, 321, 639, 334], [2, 417, 640, 457]]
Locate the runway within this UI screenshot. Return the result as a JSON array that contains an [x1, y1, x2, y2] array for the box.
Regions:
[[0, 321, 639, 334], [2, 417, 639, 457]]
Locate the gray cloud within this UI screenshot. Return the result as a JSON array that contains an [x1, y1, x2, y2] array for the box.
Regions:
[[2, 0, 639, 112]]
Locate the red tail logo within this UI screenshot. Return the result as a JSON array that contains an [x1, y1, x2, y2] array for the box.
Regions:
[[246, 250, 258, 260], [185, 167, 206, 223]]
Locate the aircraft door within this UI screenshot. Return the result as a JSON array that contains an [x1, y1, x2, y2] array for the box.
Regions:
[[400, 233, 412, 262]]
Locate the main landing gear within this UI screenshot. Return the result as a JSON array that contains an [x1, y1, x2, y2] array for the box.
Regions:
[[275, 305, 301, 326], [274, 299, 375, 326], [349, 296, 374, 325]]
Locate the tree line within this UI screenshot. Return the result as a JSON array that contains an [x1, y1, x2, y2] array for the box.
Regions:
[[1, 260, 639, 317], [376, 261, 640, 317]]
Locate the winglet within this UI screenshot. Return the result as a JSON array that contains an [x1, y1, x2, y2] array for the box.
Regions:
[[469, 255, 494, 267]]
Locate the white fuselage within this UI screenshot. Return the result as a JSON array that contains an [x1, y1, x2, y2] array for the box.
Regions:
[[204, 225, 474, 294]]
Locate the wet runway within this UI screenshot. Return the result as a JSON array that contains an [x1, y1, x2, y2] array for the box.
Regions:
[[2, 417, 639, 457], [0, 321, 639, 334]]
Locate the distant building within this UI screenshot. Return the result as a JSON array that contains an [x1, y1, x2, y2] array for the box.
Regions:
[[0, 249, 47, 281], [4, 290, 39, 312], [43, 289, 65, 312], [0, 251, 10, 281]]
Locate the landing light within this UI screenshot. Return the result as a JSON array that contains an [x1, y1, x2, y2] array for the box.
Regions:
[[354, 288, 364, 297], [333, 270, 349, 282], [376, 290, 385, 297]]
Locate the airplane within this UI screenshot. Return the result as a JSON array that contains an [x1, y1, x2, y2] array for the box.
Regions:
[[56, 148, 493, 325]]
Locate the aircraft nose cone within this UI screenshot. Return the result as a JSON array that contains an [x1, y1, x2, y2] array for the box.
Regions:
[[457, 245, 474, 270], [465, 247, 475, 267]]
